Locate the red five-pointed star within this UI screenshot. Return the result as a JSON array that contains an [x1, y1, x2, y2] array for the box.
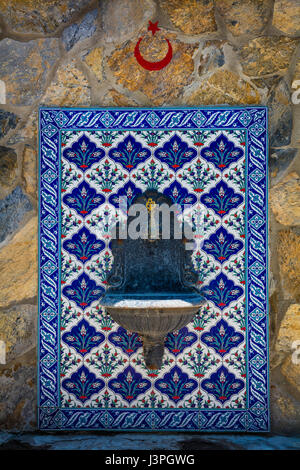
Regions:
[[148, 20, 160, 35]]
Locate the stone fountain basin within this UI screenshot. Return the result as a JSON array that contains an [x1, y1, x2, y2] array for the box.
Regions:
[[101, 293, 203, 326], [100, 293, 204, 369]]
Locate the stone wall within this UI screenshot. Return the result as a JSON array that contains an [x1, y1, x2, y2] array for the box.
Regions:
[[0, 0, 299, 433]]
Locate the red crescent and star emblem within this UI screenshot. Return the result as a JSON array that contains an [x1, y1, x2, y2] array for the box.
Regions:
[[134, 21, 173, 71]]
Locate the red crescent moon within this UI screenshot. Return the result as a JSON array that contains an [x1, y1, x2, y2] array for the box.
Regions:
[[134, 37, 173, 71]]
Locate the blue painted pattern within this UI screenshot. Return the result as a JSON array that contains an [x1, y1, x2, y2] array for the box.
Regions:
[[38, 107, 268, 431]]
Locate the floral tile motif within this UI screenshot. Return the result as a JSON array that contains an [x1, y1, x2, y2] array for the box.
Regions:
[[39, 107, 269, 431]]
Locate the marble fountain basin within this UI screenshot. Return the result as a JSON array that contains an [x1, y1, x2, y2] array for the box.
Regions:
[[100, 292, 204, 370]]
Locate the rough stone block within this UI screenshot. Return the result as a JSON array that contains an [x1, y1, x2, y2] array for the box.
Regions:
[[82, 47, 103, 82], [41, 59, 90, 107], [22, 146, 37, 198], [100, 0, 156, 43], [0, 0, 95, 34], [276, 304, 300, 354], [282, 358, 300, 396], [0, 38, 60, 106], [0, 305, 37, 363], [216, 0, 272, 36], [0, 110, 19, 139], [0, 349, 36, 431], [0, 217, 37, 308], [187, 69, 260, 105], [239, 36, 297, 77], [62, 9, 98, 51], [198, 40, 226, 76], [270, 381, 300, 434], [273, 0, 300, 36], [0, 146, 18, 200], [270, 172, 300, 226], [0, 186, 32, 243], [7, 111, 38, 146], [268, 79, 293, 147], [277, 230, 300, 302], [159, 0, 217, 35], [269, 148, 298, 186]]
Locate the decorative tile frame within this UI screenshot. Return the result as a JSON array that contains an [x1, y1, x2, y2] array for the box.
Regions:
[[38, 107, 269, 432]]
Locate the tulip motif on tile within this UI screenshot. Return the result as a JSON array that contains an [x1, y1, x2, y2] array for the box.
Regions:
[[62, 365, 105, 404], [62, 318, 105, 356], [201, 319, 244, 357]]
